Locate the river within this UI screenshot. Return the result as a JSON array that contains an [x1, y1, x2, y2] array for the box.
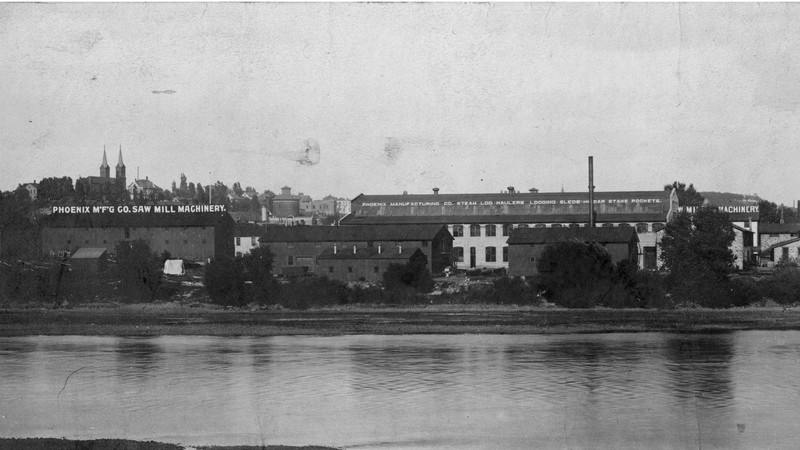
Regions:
[[1, 332, 799, 449]]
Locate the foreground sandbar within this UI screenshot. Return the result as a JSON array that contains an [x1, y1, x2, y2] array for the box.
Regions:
[[2, 303, 800, 336]]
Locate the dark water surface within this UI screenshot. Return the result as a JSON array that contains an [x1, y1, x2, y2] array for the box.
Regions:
[[1, 332, 799, 449]]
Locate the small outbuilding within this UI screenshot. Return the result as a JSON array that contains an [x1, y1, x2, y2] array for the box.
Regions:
[[507, 227, 639, 277], [68, 247, 108, 277]]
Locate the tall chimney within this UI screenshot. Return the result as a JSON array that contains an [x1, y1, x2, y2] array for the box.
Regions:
[[589, 156, 595, 228], [433, 187, 439, 195], [507, 186, 515, 194]]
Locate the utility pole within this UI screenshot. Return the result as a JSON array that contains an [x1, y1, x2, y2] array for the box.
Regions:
[[589, 156, 595, 228]]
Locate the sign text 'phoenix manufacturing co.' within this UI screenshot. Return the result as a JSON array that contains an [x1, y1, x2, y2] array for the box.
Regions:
[[360, 198, 664, 208], [51, 204, 228, 214]]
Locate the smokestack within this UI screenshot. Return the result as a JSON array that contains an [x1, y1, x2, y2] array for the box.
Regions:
[[589, 156, 595, 228], [433, 187, 439, 195], [507, 186, 515, 194]]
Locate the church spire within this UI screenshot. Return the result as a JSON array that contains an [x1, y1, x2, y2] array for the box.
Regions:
[[116, 144, 124, 168], [100, 146, 110, 178]]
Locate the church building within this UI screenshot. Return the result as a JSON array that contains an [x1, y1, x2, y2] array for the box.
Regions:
[[76, 147, 127, 199]]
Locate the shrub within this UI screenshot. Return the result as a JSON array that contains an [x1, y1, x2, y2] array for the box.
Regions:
[[240, 246, 278, 304], [275, 277, 349, 310], [535, 240, 615, 308], [383, 250, 434, 293], [759, 267, 800, 305], [204, 256, 246, 306], [483, 276, 536, 305]]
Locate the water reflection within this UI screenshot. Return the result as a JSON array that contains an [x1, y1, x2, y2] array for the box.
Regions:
[[0, 332, 798, 449]]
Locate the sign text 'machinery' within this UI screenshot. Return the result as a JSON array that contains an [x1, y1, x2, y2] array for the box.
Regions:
[[52, 204, 227, 214]]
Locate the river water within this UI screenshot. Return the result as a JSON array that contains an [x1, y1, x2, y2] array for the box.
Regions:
[[1, 332, 799, 449]]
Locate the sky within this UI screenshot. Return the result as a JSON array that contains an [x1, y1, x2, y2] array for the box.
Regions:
[[2, 3, 800, 204]]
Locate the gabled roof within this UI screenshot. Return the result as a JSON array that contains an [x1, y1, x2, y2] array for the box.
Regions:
[[234, 223, 265, 237], [316, 246, 424, 261], [759, 223, 800, 234], [507, 227, 639, 245], [260, 224, 451, 243], [70, 247, 108, 259], [764, 237, 800, 253]]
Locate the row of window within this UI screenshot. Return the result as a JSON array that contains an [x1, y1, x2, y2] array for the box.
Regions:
[[453, 246, 508, 263], [285, 241, 428, 249], [65, 238, 203, 245], [451, 222, 664, 236], [235, 237, 258, 246]]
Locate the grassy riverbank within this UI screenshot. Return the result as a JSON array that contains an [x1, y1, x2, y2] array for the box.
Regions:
[[2, 301, 800, 336], [0, 438, 337, 450]]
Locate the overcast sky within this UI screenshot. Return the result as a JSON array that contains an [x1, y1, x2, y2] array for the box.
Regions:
[[2, 3, 800, 204]]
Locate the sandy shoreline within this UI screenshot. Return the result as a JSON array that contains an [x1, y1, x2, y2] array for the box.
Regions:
[[2, 302, 800, 336]]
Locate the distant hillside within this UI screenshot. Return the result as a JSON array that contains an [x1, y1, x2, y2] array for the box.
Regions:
[[700, 191, 762, 206]]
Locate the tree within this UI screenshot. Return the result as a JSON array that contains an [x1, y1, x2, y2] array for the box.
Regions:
[[114, 239, 162, 302], [188, 182, 196, 199], [179, 173, 188, 192], [535, 240, 615, 308], [240, 246, 277, 303], [195, 184, 207, 204], [759, 200, 782, 224], [660, 207, 736, 306], [232, 182, 243, 197], [171, 180, 178, 195], [38, 176, 74, 202], [664, 181, 705, 207], [382, 250, 434, 293], [204, 256, 245, 306]]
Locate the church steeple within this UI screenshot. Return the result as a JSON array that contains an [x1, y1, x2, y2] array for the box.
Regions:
[[100, 146, 110, 178], [115, 145, 126, 182]]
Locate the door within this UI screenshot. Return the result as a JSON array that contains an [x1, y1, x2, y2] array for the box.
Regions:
[[469, 247, 476, 268]]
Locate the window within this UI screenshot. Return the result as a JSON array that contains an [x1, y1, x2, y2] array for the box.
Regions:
[[288, 243, 294, 249], [251, 237, 257, 246], [422, 240, 429, 247], [470, 224, 481, 237], [485, 246, 496, 262], [502, 246, 508, 262], [502, 224, 512, 236], [329, 266, 334, 273], [367, 241, 374, 247], [124, 227, 130, 239], [602, 223, 615, 228], [374, 266, 379, 274], [569, 223, 580, 229], [653, 223, 666, 232], [348, 266, 353, 273], [202, 239, 207, 244], [530, 257, 535, 262], [85, 240, 89, 244], [67, 240, 71, 244], [636, 223, 650, 233], [619, 223, 631, 228], [453, 225, 464, 237], [485, 225, 496, 236], [454, 246, 464, 262], [288, 255, 294, 266], [236, 237, 241, 246], [315, 242, 321, 248], [551, 223, 563, 228]]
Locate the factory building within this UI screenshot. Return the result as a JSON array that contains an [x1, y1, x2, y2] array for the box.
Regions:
[[259, 224, 453, 277], [343, 189, 674, 270], [41, 206, 234, 261]]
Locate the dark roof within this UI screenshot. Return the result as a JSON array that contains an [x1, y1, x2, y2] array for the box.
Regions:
[[759, 223, 800, 234], [340, 213, 667, 226], [260, 224, 451, 242], [235, 223, 265, 237], [352, 190, 669, 203], [229, 211, 262, 223], [507, 227, 639, 245], [41, 210, 233, 228], [316, 246, 424, 261], [70, 247, 108, 259], [764, 237, 800, 253]]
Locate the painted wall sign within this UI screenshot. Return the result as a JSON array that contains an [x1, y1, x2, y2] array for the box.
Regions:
[[51, 204, 227, 214]]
